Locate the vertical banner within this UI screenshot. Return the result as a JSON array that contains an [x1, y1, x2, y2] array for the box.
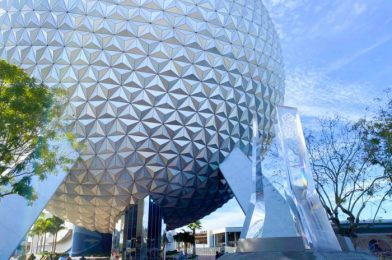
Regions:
[[276, 106, 341, 251]]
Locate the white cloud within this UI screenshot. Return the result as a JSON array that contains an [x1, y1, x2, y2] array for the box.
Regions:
[[323, 34, 392, 73], [284, 69, 380, 119], [353, 3, 367, 15], [263, 0, 375, 46], [263, 0, 309, 39], [261, 0, 390, 120], [264, 0, 307, 10]]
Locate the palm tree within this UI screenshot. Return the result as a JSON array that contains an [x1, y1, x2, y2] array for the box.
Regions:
[[41, 218, 54, 253], [173, 231, 194, 256], [31, 215, 46, 253], [162, 231, 173, 260], [29, 223, 41, 254], [47, 216, 65, 254], [30, 214, 65, 254], [162, 231, 169, 258], [187, 221, 202, 256]]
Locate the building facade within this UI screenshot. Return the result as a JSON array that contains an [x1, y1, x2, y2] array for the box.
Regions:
[[0, 0, 284, 250]]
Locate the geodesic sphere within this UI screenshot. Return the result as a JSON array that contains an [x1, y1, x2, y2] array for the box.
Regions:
[[0, 0, 284, 232]]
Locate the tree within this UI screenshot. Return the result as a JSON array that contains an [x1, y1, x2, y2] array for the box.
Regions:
[[361, 90, 392, 225], [365, 89, 392, 178], [30, 214, 46, 253], [187, 221, 202, 256], [0, 60, 71, 201], [162, 232, 169, 258], [41, 218, 54, 253], [173, 230, 194, 256], [30, 214, 65, 254], [47, 216, 65, 254], [305, 116, 390, 242], [29, 220, 41, 254]]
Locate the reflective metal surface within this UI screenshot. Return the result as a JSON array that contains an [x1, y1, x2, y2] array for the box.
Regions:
[[241, 114, 265, 238], [118, 196, 162, 259], [70, 226, 112, 256], [276, 106, 341, 251], [220, 147, 298, 239], [236, 237, 305, 253], [0, 0, 284, 233]]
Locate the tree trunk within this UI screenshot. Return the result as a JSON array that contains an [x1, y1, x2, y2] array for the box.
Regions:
[[35, 235, 40, 254], [54, 232, 58, 254], [43, 233, 47, 253], [163, 241, 166, 260], [192, 228, 196, 256], [39, 235, 43, 253], [184, 242, 188, 256], [51, 233, 55, 254]]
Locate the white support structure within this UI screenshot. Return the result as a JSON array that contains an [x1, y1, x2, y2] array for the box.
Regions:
[[219, 147, 298, 239], [220, 106, 342, 253], [0, 139, 78, 259]]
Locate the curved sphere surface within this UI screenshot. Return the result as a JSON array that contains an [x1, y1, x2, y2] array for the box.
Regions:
[[0, 0, 284, 232]]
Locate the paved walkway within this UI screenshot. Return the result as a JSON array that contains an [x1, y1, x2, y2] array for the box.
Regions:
[[197, 256, 215, 260]]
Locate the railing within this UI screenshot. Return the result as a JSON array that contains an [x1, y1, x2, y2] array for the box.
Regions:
[[224, 247, 236, 254], [195, 246, 236, 256]]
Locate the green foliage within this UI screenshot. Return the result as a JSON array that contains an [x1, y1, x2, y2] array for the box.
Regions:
[[47, 215, 65, 235], [30, 213, 65, 254], [0, 60, 75, 201], [187, 221, 202, 232], [173, 231, 195, 245], [174, 231, 194, 257], [30, 213, 48, 236], [365, 89, 392, 176], [187, 221, 202, 256]]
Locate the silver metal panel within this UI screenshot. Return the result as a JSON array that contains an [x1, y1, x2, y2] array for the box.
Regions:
[[0, 0, 284, 232], [219, 147, 251, 213], [220, 147, 298, 239], [276, 106, 341, 251], [241, 114, 266, 239], [236, 237, 305, 252]]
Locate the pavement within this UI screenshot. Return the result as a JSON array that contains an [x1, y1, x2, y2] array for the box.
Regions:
[[219, 251, 377, 260], [197, 256, 215, 260]]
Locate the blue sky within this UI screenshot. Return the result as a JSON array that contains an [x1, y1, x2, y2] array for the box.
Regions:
[[199, 0, 392, 231], [272, 0, 392, 119]]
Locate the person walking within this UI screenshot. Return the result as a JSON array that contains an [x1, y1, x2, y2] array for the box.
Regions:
[[28, 254, 36, 260], [110, 250, 118, 260]]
